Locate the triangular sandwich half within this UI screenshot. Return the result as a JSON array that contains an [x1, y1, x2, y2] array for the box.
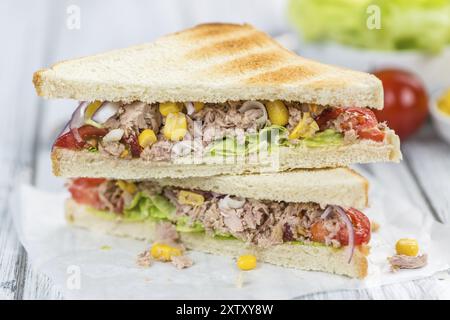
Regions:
[[34, 23, 401, 179], [66, 168, 371, 278]]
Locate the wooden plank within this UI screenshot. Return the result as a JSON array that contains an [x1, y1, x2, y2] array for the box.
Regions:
[[8, 0, 448, 299], [0, 161, 21, 299], [401, 125, 450, 223], [0, 0, 65, 299], [299, 274, 450, 299]]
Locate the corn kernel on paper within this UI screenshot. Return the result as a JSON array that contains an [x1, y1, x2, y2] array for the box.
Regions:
[[12, 172, 450, 299]]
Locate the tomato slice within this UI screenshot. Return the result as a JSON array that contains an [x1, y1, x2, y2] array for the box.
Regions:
[[339, 107, 379, 132], [68, 178, 106, 209], [336, 208, 371, 246], [315, 107, 384, 142], [310, 208, 371, 246], [315, 107, 343, 130], [358, 127, 385, 142], [54, 125, 108, 149]]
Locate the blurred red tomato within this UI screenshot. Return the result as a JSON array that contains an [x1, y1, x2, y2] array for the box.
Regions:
[[372, 69, 428, 140]]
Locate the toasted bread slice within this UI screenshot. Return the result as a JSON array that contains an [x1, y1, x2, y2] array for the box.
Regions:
[[66, 200, 369, 278], [156, 167, 369, 209], [52, 128, 400, 181], [34, 23, 383, 109]]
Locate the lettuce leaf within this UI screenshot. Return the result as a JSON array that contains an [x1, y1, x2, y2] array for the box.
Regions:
[[213, 233, 236, 240], [207, 125, 289, 157], [301, 129, 344, 147], [123, 192, 175, 221], [175, 216, 205, 233]]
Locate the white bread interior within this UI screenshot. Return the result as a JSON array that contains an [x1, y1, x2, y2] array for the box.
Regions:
[[34, 23, 383, 109], [66, 200, 369, 278], [157, 167, 368, 209], [52, 129, 401, 180]]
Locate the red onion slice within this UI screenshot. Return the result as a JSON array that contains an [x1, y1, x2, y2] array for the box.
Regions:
[[320, 205, 333, 219], [69, 101, 89, 144], [239, 101, 268, 129], [332, 205, 355, 263], [91, 102, 120, 125]]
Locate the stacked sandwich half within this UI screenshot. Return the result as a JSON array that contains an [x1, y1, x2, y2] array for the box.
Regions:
[[33, 23, 401, 278]]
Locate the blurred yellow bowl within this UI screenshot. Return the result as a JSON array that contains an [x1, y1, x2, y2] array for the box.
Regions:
[[430, 89, 450, 145]]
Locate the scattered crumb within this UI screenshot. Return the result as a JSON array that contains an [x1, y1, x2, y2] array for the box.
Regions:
[[388, 254, 428, 272], [100, 245, 112, 251], [371, 220, 380, 232], [144, 277, 152, 282], [136, 246, 194, 270], [235, 272, 244, 288], [136, 250, 152, 268], [171, 255, 193, 269]]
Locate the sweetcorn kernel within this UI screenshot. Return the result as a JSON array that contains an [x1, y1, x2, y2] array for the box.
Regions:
[[288, 112, 319, 139], [193, 102, 205, 112], [266, 100, 289, 126], [237, 255, 257, 271], [138, 129, 157, 148], [120, 148, 129, 158], [395, 238, 419, 257], [178, 190, 205, 206], [163, 112, 187, 141], [159, 102, 183, 116], [151, 243, 182, 262], [115, 180, 137, 194]]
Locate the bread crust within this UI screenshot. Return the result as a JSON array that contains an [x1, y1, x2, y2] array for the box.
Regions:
[[33, 23, 383, 109], [66, 199, 369, 278]]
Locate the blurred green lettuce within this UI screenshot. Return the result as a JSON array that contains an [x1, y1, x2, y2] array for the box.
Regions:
[[288, 0, 450, 53]]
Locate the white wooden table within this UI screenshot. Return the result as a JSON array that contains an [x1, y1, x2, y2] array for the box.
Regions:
[[1, 0, 450, 299]]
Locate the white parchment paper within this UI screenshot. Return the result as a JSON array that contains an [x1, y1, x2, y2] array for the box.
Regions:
[[12, 175, 450, 299]]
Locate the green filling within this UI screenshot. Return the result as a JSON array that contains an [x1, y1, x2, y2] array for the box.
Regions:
[[213, 233, 236, 240], [207, 126, 344, 156], [207, 125, 289, 157], [85, 193, 322, 245], [123, 192, 175, 221], [300, 129, 344, 148], [175, 216, 205, 233]]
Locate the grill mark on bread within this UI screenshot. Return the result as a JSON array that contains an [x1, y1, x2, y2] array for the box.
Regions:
[[185, 31, 274, 60], [33, 23, 385, 109], [179, 23, 253, 39], [207, 51, 290, 76], [245, 65, 319, 84]]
